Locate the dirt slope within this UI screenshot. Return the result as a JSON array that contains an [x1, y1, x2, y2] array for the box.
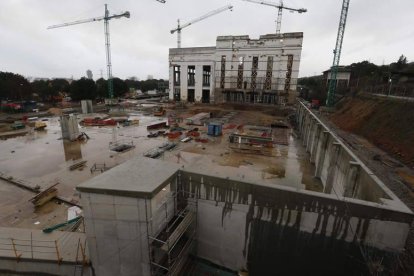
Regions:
[[330, 94, 414, 168]]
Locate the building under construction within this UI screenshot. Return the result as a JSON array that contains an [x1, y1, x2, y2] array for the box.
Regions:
[[169, 32, 303, 105]]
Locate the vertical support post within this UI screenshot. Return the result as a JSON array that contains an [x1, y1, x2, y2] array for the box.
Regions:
[[11, 238, 21, 261], [80, 241, 87, 265], [55, 240, 63, 264], [30, 232, 33, 259], [315, 131, 329, 178], [306, 119, 315, 152], [324, 142, 341, 194], [344, 161, 360, 197], [75, 238, 80, 263], [310, 124, 321, 163]]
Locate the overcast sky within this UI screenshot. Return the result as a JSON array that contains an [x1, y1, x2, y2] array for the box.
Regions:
[[1, 0, 413, 80]]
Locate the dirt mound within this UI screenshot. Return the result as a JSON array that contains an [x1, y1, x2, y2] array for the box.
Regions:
[[330, 94, 414, 167], [48, 108, 62, 116]]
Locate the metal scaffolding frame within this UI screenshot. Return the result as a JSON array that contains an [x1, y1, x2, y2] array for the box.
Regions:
[[145, 178, 198, 276]]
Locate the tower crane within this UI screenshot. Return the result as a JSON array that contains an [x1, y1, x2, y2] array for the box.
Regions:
[[326, 0, 350, 107], [170, 4, 233, 48], [48, 4, 130, 100], [243, 0, 306, 34]]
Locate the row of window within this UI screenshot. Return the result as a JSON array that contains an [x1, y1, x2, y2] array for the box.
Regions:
[[173, 88, 210, 103], [173, 54, 293, 91], [173, 65, 211, 86]]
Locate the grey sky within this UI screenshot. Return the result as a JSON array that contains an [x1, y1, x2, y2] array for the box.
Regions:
[[1, 0, 413, 80]]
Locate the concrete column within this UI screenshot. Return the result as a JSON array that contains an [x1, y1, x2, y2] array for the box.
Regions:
[[315, 131, 329, 178], [310, 124, 321, 163], [303, 116, 311, 146], [81, 100, 93, 114], [304, 118, 311, 149], [306, 119, 317, 153], [344, 161, 360, 198], [324, 142, 341, 194], [61, 114, 80, 141]]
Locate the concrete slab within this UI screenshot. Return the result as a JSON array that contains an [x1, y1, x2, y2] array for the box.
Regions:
[[77, 157, 180, 198]]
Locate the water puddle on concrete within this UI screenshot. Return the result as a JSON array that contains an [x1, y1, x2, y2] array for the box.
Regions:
[[0, 111, 322, 229], [178, 132, 322, 192], [0, 115, 166, 194]]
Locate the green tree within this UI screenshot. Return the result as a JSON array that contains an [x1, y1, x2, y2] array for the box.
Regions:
[[0, 72, 32, 101], [69, 78, 97, 101], [397, 55, 408, 66], [96, 78, 107, 99], [112, 77, 128, 97], [31, 80, 54, 101]]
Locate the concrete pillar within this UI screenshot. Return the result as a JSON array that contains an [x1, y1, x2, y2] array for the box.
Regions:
[[324, 142, 341, 194], [315, 131, 329, 178], [60, 114, 80, 141], [303, 116, 311, 146], [306, 119, 317, 153], [304, 118, 311, 149], [344, 161, 360, 197], [81, 100, 93, 114], [310, 124, 321, 163]]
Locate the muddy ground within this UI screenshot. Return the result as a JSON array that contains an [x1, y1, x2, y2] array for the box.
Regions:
[[0, 103, 321, 231]]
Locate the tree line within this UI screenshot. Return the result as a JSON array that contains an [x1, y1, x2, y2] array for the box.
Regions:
[[0, 72, 168, 102], [298, 55, 413, 102]]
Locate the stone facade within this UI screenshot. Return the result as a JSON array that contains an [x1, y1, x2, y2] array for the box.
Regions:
[[169, 32, 303, 105]]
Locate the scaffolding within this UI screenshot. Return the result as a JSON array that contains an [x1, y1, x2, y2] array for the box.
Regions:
[[145, 183, 198, 276]]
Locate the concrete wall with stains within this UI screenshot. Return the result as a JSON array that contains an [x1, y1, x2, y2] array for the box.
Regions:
[[181, 165, 412, 274]]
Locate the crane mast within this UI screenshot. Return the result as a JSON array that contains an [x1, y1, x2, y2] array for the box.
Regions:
[[243, 0, 306, 34], [104, 5, 113, 99], [326, 0, 350, 107], [170, 4, 233, 48], [48, 4, 130, 99]]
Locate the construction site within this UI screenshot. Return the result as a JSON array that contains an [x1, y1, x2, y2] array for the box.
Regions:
[[0, 0, 414, 276]]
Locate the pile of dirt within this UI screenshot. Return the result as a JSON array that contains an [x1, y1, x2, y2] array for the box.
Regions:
[[330, 94, 414, 167], [48, 108, 63, 116]]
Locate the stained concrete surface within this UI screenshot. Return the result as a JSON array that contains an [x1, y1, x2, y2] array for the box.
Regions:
[[0, 107, 325, 230]]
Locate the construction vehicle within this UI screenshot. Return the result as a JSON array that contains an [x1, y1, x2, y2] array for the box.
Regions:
[[171, 4, 233, 48], [243, 0, 306, 34], [48, 5, 130, 100]]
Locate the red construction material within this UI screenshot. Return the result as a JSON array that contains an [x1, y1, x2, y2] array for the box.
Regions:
[[82, 118, 116, 126], [224, 124, 237, 130], [186, 131, 200, 137], [167, 131, 182, 139]]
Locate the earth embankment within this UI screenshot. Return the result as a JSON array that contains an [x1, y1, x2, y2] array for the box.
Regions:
[[330, 94, 414, 168]]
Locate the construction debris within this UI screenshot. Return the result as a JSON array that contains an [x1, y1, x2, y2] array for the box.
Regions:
[[90, 163, 109, 173], [69, 160, 87, 171], [29, 183, 59, 207]]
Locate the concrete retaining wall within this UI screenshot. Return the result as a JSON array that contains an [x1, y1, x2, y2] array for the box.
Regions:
[[180, 170, 413, 274], [296, 100, 406, 204]]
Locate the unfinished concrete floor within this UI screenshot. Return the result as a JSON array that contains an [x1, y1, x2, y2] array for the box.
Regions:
[[0, 104, 322, 230]]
